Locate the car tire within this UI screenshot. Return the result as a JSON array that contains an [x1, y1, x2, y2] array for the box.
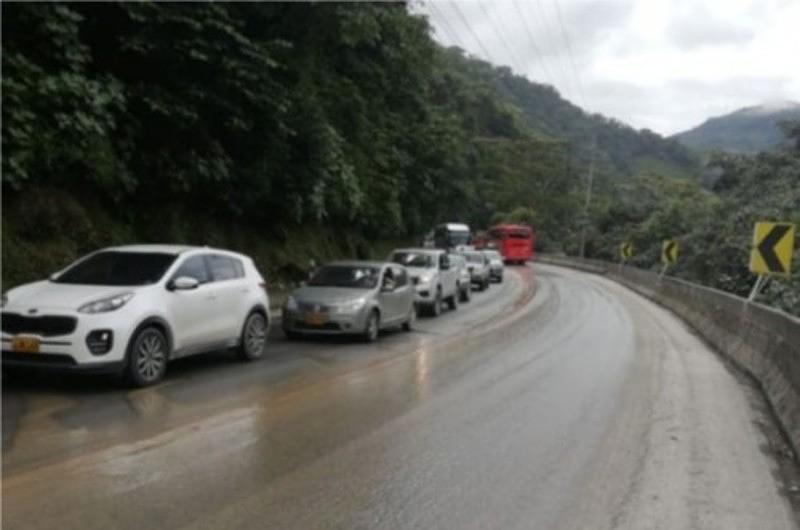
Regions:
[[238, 312, 268, 361], [498, 275, 504, 283], [430, 289, 443, 317], [126, 326, 168, 387], [363, 310, 380, 342], [448, 291, 458, 310], [460, 286, 471, 303], [402, 305, 416, 332]]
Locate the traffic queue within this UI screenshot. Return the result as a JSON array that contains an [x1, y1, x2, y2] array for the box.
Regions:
[[0, 222, 533, 386]]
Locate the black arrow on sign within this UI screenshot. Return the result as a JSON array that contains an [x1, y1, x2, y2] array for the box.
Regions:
[[758, 224, 790, 273]]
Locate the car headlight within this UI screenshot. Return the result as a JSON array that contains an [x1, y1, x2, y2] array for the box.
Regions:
[[78, 292, 134, 314], [417, 273, 434, 285], [335, 298, 366, 313], [286, 296, 299, 311]]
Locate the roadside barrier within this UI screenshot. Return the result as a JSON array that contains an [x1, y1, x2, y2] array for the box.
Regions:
[[538, 254, 800, 456]]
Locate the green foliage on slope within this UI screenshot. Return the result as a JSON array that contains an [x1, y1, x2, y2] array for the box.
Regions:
[[588, 125, 800, 314], [674, 102, 800, 153]]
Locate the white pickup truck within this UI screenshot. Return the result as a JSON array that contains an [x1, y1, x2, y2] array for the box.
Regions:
[[390, 248, 460, 316]]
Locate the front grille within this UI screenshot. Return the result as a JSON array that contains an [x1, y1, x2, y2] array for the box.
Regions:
[[298, 303, 332, 313], [2, 351, 78, 367], [1, 313, 78, 337], [295, 321, 342, 331]]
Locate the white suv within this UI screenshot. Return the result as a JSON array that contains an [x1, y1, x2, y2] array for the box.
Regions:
[[1, 245, 271, 386], [390, 248, 459, 316]]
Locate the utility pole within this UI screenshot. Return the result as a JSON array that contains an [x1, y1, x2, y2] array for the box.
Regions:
[[578, 134, 596, 259]]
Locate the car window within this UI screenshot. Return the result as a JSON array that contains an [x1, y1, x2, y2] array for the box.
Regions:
[[308, 265, 380, 288], [172, 255, 210, 284], [464, 252, 483, 264], [208, 255, 243, 281], [54, 251, 177, 286], [393, 266, 408, 287], [391, 251, 434, 268]]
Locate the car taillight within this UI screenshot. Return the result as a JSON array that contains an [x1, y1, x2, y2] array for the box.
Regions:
[[259, 281, 268, 291]]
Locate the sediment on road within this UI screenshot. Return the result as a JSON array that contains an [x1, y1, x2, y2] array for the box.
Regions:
[[538, 255, 800, 457]]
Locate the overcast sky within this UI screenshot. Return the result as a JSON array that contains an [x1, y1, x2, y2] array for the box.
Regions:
[[413, 0, 800, 135]]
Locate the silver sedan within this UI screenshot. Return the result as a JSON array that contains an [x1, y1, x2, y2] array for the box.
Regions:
[[282, 261, 416, 342]]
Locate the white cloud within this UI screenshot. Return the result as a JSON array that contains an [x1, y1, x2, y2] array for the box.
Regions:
[[416, 0, 800, 135]]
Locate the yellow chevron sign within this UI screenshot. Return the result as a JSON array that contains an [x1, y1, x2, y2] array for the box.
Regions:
[[749, 222, 795, 276], [620, 242, 634, 260], [661, 240, 679, 265]]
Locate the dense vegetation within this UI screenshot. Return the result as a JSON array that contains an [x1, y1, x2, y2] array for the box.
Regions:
[[2, 3, 797, 313], [674, 102, 800, 154]]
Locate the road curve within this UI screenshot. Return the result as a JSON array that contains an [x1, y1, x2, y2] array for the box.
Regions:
[[1, 264, 795, 529]]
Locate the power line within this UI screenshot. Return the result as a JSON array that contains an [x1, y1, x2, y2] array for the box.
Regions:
[[426, 1, 466, 50], [477, 2, 527, 73], [532, 0, 576, 102], [510, 0, 558, 88], [551, 0, 588, 108], [450, 1, 496, 63]]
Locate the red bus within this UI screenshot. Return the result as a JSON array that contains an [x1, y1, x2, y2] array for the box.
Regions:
[[488, 224, 535, 264]]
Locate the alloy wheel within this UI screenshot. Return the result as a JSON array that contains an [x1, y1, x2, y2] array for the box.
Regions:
[[135, 331, 166, 383]]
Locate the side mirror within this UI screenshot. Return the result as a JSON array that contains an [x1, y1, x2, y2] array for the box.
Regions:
[[170, 276, 200, 291], [382, 279, 396, 292]]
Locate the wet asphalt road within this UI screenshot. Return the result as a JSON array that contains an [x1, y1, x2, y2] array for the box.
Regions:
[[2, 264, 796, 529]]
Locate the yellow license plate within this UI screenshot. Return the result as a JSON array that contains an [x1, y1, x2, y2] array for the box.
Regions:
[[304, 312, 328, 326], [12, 336, 40, 354]]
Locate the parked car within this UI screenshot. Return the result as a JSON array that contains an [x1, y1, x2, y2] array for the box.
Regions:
[[282, 261, 415, 342], [390, 248, 459, 316], [1, 245, 271, 386], [461, 250, 491, 291], [448, 253, 472, 303], [483, 250, 505, 282]]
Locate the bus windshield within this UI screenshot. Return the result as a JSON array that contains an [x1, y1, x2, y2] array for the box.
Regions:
[[434, 224, 471, 248]]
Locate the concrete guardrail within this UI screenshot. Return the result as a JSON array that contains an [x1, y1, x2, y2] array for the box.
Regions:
[[538, 254, 800, 457]]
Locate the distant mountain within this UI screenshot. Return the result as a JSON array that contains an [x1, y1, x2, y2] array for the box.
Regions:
[[440, 49, 699, 181], [673, 101, 800, 153]]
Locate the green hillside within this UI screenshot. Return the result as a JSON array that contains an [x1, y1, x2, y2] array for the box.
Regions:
[[674, 102, 800, 153]]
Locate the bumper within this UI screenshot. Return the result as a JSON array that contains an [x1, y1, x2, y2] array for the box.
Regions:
[[1, 310, 136, 368], [1, 351, 125, 373], [282, 309, 370, 335], [414, 283, 437, 305]]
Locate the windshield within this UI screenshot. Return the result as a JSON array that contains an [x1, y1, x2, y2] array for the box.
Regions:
[[435, 230, 470, 247], [464, 253, 484, 264], [391, 252, 435, 268], [53, 251, 177, 286], [308, 265, 380, 288], [448, 231, 471, 245]]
